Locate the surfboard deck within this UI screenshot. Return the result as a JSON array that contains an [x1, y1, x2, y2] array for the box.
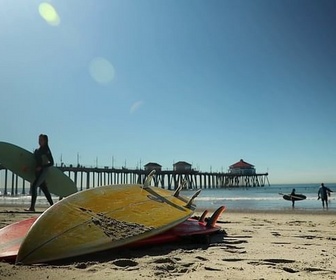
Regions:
[[16, 184, 200, 264], [0, 217, 37, 262], [0, 142, 77, 197], [0, 206, 224, 263], [283, 194, 306, 201]]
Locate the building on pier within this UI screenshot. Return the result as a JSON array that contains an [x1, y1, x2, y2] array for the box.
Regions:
[[225, 159, 269, 187], [229, 159, 255, 175], [173, 161, 192, 172], [144, 162, 162, 172]]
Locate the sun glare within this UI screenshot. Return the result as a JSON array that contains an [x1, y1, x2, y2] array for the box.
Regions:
[[89, 57, 115, 85], [38, 2, 60, 26], [130, 101, 144, 114]]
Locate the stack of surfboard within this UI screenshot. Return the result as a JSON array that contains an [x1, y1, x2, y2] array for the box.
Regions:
[[0, 142, 225, 264], [0, 205, 225, 263]]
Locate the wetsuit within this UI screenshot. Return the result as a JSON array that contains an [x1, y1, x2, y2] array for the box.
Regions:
[[318, 185, 333, 209], [29, 145, 54, 210], [318, 185, 332, 201], [290, 189, 296, 208]]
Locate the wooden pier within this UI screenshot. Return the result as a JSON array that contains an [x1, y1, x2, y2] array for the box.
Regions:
[[0, 164, 270, 196]]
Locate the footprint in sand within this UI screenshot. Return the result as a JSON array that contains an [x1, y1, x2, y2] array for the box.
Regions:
[[112, 259, 138, 268], [153, 257, 197, 277], [195, 256, 208, 261], [294, 235, 318, 240], [222, 258, 245, 262], [204, 266, 222, 271], [74, 262, 98, 269], [263, 259, 295, 264], [248, 259, 295, 268], [283, 267, 298, 273], [304, 267, 335, 273], [153, 257, 176, 264]]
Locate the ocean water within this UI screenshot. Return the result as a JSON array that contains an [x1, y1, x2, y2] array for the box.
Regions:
[[0, 183, 335, 211], [181, 183, 336, 211]]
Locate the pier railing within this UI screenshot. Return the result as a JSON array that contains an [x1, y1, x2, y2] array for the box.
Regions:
[[0, 164, 270, 196]]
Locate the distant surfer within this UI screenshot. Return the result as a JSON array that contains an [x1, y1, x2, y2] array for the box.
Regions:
[[25, 134, 54, 212], [318, 183, 333, 210], [290, 188, 296, 208]]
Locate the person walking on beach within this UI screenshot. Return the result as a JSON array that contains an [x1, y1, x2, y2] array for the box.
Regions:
[[290, 188, 296, 208], [318, 183, 333, 210], [25, 134, 54, 212]]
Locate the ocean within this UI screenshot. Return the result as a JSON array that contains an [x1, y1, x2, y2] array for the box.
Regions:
[[0, 183, 335, 211], [183, 183, 336, 211]]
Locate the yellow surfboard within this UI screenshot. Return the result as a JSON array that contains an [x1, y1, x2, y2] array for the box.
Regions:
[[16, 183, 200, 264]]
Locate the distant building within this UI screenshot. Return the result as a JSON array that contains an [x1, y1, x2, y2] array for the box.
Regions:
[[229, 159, 256, 175], [144, 162, 162, 172], [173, 161, 192, 172]]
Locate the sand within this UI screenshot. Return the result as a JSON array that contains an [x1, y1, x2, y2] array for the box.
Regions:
[[0, 205, 336, 280]]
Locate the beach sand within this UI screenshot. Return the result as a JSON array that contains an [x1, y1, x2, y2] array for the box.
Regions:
[[0, 205, 335, 279]]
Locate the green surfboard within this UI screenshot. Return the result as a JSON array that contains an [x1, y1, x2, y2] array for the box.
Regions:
[[0, 142, 77, 197]]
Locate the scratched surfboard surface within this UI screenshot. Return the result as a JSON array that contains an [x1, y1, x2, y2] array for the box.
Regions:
[[16, 184, 199, 264]]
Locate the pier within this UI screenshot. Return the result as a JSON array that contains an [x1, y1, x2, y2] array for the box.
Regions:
[[0, 164, 270, 196]]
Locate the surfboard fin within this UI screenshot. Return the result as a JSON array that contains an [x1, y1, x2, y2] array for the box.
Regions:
[[206, 206, 225, 228], [143, 170, 156, 188], [185, 189, 201, 208], [173, 185, 182, 197], [173, 179, 187, 197], [199, 210, 209, 223]]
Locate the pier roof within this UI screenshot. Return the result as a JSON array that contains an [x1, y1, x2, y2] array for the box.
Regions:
[[173, 161, 191, 166], [230, 159, 254, 169], [144, 162, 162, 167]]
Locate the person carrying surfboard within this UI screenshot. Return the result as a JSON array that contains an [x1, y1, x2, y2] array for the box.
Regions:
[[318, 183, 333, 210], [290, 188, 296, 208], [25, 134, 54, 212]]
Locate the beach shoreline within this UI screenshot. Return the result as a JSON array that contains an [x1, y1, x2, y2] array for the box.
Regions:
[[1, 204, 336, 279], [1, 203, 336, 215]]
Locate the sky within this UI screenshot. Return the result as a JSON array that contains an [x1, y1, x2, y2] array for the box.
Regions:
[[1, 0, 336, 184]]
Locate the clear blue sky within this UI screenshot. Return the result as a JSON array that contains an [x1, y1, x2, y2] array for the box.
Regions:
[[1, 0, 335, 184]]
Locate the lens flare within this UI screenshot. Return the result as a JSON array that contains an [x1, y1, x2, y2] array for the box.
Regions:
[[89, 57, 115, 85], [38, 3, 61, 26], [130, 101, 144, 114]]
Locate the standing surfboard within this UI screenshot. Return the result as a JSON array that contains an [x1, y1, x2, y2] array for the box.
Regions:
[[16, 183, 200, 264], [0, 142, 77, 197]]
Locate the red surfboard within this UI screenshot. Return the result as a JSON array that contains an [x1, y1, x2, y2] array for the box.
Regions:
[[0, 217, 37, 262], [0, 206, 225, 263], [131, 205, 225, 247]]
